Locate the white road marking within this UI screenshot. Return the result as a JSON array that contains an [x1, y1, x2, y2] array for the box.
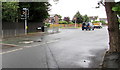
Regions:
[[46, 40, 59, 44], [0, 43, 19, 47], [24, 40, 59, 48], [24, 46, 32, 48], [1, 40, 59, 54], [0, 48, 23, 54]]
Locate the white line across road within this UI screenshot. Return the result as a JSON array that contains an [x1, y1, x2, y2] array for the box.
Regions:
[[0, 48, 23, 55], [24, 40, 59, 48], [0, 40, 59, 55]]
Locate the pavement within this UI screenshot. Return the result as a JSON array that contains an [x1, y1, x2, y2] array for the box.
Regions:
[[0, 26, 120, 69], [1, 27, 60, 52], [0, 28, 59, 50], [102, 52, 120, 68], [1, 32, 44, 47]]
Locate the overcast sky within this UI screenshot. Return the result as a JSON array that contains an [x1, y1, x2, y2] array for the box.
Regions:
[[48, 0, 120, 20]]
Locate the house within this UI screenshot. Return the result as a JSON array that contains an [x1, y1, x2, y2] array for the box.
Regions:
[[89, 16, 99, 22], [99, 18, 108, 23], [44, 14, 59, 24]]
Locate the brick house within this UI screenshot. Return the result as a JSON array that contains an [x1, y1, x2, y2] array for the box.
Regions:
[[45, 14, 59, 24]]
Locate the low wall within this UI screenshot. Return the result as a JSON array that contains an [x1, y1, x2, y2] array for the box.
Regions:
[[50, 24, 82, 28]]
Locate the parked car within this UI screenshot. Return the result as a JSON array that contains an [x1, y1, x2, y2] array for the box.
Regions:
[[82, 22, 94, 31], [37, 26, 44, 32], [93, 22, 102, 28]]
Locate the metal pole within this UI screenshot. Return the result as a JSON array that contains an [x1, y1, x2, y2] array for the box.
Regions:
[[75, 20, 76, 28], [74, 18, 77, 28], [25, 9, 27, 35], [25, 19, 27, 35]]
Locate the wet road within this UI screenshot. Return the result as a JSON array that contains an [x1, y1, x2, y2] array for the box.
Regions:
[[2, 26, 109, 68]]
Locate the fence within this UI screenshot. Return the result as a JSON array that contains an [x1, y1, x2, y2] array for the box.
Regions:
[[2, 23, 82, 38], [46, 27, 59, 34], [2, 22, 44, 38], [2, 29, 25, 38], [44, 24, 82, 34]]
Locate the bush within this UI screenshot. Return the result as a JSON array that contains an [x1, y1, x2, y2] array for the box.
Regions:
[[59, 21, 68, 24], [45, 23, 50, 27], [77, 23, 82, 24], [92, 21, 100, 23], [100, 21, 107, 25], [118, 19, 120, 23], [69, 22, 74, 24], [92, 21, 107, 25]]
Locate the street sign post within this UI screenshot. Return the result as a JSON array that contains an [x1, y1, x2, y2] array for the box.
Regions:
[[21, 8, 29, 35]]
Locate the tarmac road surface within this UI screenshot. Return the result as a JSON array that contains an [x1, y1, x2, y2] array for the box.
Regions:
[[2, 26, 109, 68]]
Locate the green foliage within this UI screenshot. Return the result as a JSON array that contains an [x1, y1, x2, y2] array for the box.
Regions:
[[100, 21, 107, 25], [118, 19, 120, 23], [69, 22, 74, 24], [2, 2, 19, 22], [19, 2, 51, 22], [73, 11, 90, 23], [55, 14, 62, 21], [73, 11, 84, 23], [2, 2, 51, 22], [92, 21, 107, 24], [92, 21, 100, 23], [83, 15, 90, 22], [112, 2, 120, 23], [45, 23, 50, 27], [59, 21, 68, 24], [112, 2, 120, 16]]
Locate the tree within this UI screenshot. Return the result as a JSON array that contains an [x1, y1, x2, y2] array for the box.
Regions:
[[104, 1, 120, 52], [73, 11, 84, 23], [19, 2, 51, 22], [56, 14, 62, 21], [63, 17, 70, 23], [112, 2, 120, 17], [59, 21, 68, 24], [96, 0, 120, 52], [2, 2, 51, 22], [112, 2, 120, 23], [83, 14, 90, 22], [2, 2, 19, 22]]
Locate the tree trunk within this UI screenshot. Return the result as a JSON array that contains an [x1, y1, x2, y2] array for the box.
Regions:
[[105, 1, 120, 52]]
